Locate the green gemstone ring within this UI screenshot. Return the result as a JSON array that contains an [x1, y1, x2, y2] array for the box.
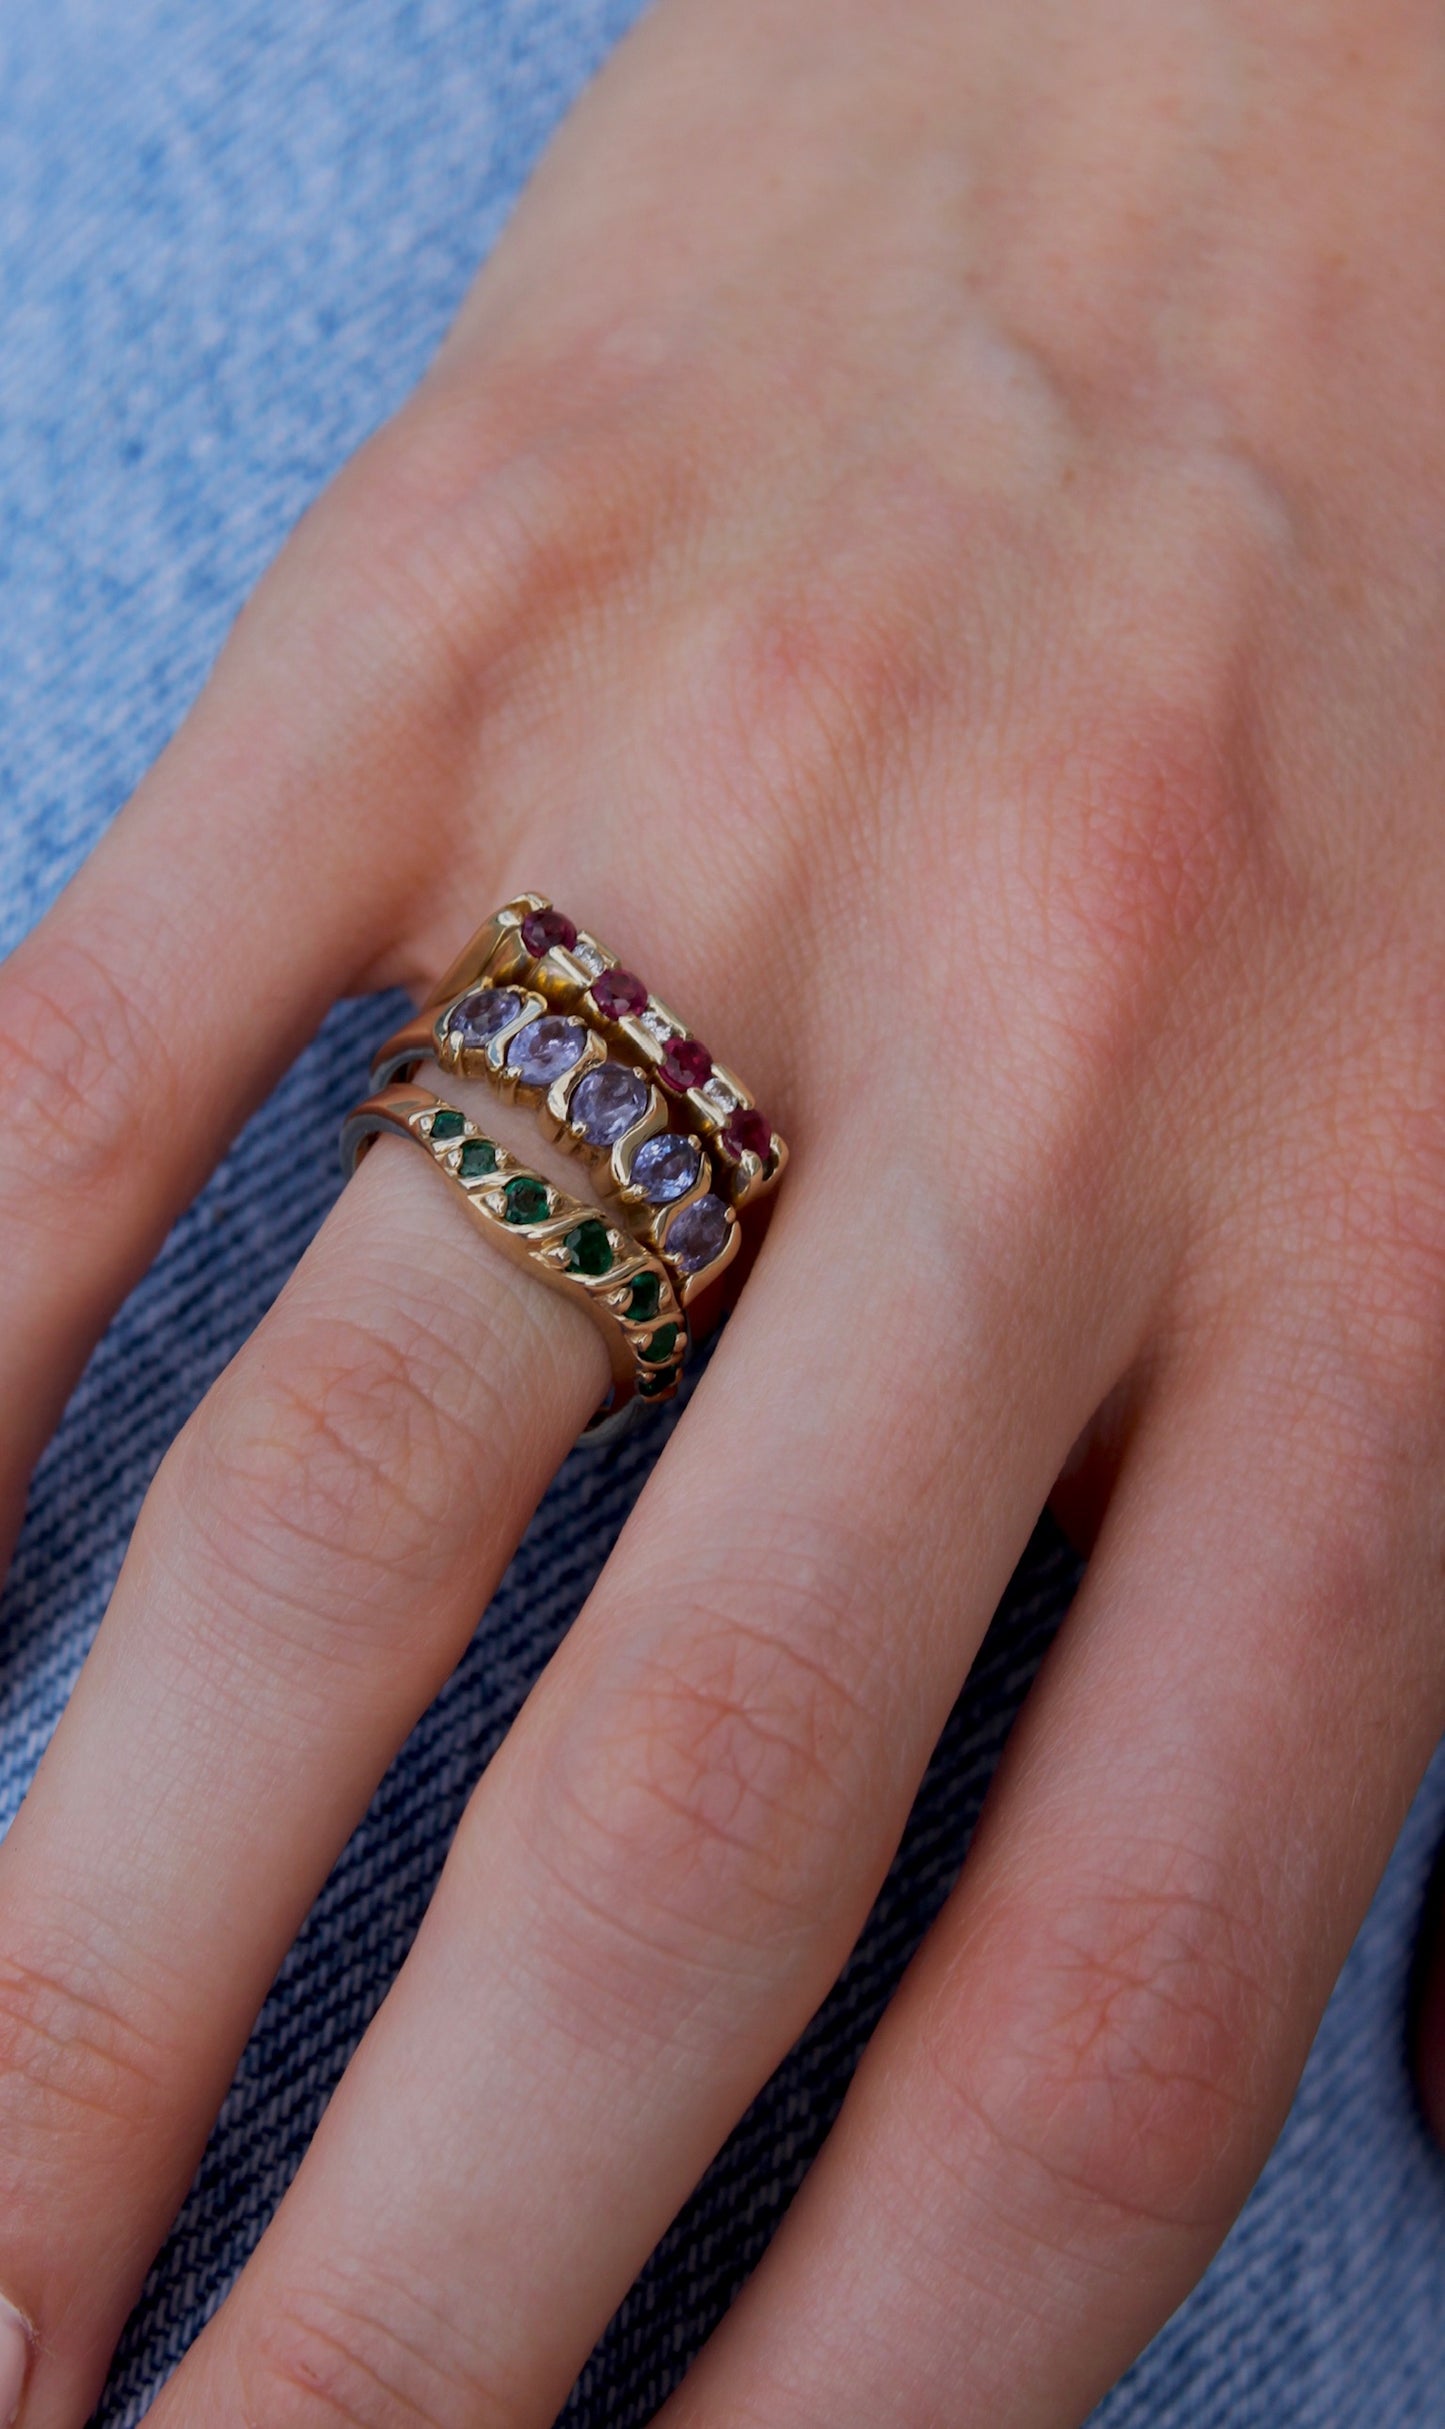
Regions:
[[339, 1080, 685, 1437]]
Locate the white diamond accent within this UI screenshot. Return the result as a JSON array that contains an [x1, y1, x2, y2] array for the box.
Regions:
[[702, 1078, 739, 1115], [572, 937, 605, 976], [639, 1008, 675, 1043]]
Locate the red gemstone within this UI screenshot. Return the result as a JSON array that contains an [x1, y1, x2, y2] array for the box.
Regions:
[[520, 906, 577, 957], [591, 963, 649, 1019], [723, 1106, 772, 1163], [661, 1037, 713, 1092]]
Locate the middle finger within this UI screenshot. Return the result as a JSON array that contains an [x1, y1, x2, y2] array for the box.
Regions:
[[141, 1125, 1144, 2428]]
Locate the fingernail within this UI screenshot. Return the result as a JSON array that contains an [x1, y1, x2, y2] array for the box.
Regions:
[[0, 2298, 30, 2427]]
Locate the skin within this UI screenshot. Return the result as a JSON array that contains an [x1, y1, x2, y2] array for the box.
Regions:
[[0, 0, 1443, 2418]]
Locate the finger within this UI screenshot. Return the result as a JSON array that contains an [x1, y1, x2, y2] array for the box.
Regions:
[[0, 391, 491, 1554], [0, 1117, 605, 2428], [135, 1132, 1148, 2429], [652, 1313, 1445, 2429]]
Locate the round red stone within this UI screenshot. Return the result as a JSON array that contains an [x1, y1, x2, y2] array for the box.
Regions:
[[520, 906, 578, 957], [591, 964, 649, 1020], [723, 1106, 772, 1163], [661, 1037, 713, 1093]]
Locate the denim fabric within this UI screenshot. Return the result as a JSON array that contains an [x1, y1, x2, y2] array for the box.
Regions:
[[1, 4, 1443, 2422]]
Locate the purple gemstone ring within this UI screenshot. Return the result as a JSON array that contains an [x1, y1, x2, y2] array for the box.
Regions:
[[366, 894, 788, 1365]]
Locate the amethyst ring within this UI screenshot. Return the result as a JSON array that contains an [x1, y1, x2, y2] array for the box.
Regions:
[[368, 894, 788, 1389]]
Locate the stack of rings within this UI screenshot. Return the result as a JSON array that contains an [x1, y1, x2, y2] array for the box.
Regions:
[[342, 895, 788, 1438]]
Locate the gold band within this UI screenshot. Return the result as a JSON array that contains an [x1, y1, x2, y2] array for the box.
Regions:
[[373, 894, 787, 1315], [340, 1081, 685, 1430]]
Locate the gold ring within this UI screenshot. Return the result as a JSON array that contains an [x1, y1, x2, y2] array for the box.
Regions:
[[340, 1081, 685, 1434], [372, 894, 788, 1317]]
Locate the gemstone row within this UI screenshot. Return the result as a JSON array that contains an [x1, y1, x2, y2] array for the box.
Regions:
[[449, 988, 592, 1088], [418, 1104, 684, 1394], [440, 980, 736, 1289], [509, 902, 780, 1179]]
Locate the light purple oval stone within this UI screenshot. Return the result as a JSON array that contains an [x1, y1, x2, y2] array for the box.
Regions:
[[665, 1193, 731, 1273], [506, 1015, 588, 1086], [446, 987, 522, 1049], [571, 1062, 650, 1146], [632, 1132, 702, 1205]]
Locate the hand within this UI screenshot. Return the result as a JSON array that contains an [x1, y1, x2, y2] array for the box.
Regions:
[[2, 0, 1444, 2420]]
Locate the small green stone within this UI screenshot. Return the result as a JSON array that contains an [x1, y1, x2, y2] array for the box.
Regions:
[[429, 1108, 465, 1141], [565, 1220, 614, 1277], [458, 1138, 498, 1179], [624, 1273, 662, 1323], [638, 1366, 677, 1398], [503, 1176, 551, 1225], [640, 1323, 680, 1366]]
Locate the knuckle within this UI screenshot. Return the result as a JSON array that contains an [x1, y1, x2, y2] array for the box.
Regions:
[[289, 379, 663, 757], [705, 570, 955, 852], [609, 1631, 862, 1897], [1241, 1011, 1445, 1472], [1319, 1044, 1445, 1392], [243, 2260, 505, 2429], [173, 1304, 470, 1622], [1014, 698, 1253, 1077], [0, 934, 181, 1229], [924, 1849, 1276, 2240], [518, 1586, 880, 2015], [0, 1927, 171, 2159]]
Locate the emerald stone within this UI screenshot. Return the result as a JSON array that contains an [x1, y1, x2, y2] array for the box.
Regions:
[[624, 1272, 662, 1322], [565, 1220, 614, 1277], [458, 1139, 498, 1179], [640, 1323, 679, 1366], [430, 1109, 465, 1141], [503, 1176, 551, 1225], [638, 1367, 677, 1398]]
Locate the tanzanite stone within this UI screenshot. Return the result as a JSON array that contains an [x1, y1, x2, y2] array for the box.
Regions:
[[665, 1193, 730, 1272], [446, 988, 522, 1050], [631, 1132, 702, 1205], [571, 1062, 650, 1146], [506, 1015, 587, 1086]]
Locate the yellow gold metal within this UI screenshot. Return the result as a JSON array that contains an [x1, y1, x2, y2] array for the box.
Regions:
[[340, 1081, 684, 1431], [373, 894, 786, 1322], [423, 894, 788, 1209], [372, 993, 740, 1311]]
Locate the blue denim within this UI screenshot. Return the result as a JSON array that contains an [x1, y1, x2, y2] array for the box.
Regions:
[[1, 3, 1443, 2421]]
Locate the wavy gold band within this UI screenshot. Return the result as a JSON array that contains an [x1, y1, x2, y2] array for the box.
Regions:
[[340, 1081, 685, 1434], [373, 894, 787, 1320]]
